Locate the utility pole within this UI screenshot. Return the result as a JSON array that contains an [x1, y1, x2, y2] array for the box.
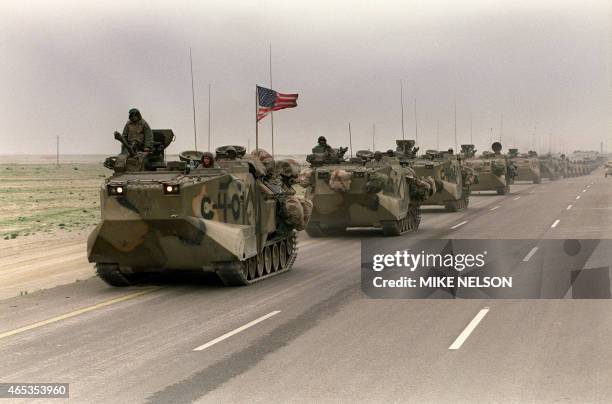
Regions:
[[436, 120, 440, 150], [189, 47, 198, 150], [56, 136, 59, 167], [372, 124, 376, 151], [500, 114, 503, 143]]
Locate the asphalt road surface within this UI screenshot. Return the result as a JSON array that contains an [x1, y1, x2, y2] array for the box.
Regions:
[[0, 169, 611, 403]]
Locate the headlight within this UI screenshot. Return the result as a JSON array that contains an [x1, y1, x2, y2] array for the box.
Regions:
[[107, 185, 124, 196], [163, 184, 180, 195]]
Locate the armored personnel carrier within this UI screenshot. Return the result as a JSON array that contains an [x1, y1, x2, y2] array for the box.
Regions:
[[538, 154, 562, 181], [301, 146, 434, 237], [464, 142, 515, 195], [396, 141, 474, 212], [89, 131, 309, 286], [508, 149, 541, 184]]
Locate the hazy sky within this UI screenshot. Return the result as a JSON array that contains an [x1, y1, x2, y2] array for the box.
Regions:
[[0, 0, 610, 156]]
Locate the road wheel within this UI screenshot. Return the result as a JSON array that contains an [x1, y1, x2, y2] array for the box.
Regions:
[[264, 246, 272, 274], [247, 257, 257, 280], [96, 263, 133, 287], [272, 244, 280, 272], [382, 221, 401, 237], [256, 252, 265, 277], [279, 241, 288, 269]]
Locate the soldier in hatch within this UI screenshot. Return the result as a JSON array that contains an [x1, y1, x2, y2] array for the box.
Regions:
[[199, 152, 216, 168], [121, 108, 153, 154], [312, 136, 333, 154]]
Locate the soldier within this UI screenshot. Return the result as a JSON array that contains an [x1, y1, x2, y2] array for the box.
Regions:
[[312, 136, 333, 154], [199, 152, 215, 168], [121, 108, 153, 153]]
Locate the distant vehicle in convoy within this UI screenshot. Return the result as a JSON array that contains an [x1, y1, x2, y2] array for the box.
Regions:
[[396, 141, 475, 212], [89, 131, 311, 286], [508, 149, 541, 184], [464, 142, 516, 195], [300, 145, 434, 236]]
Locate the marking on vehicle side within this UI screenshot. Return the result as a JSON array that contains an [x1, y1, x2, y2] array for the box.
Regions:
[[522, 247, 539, 262], [451, 221, 468, 230], [449, 307, 490, 350], [0, 288, 161, 340], [551, 219, 560, 228], [193, 311, 281, 351]]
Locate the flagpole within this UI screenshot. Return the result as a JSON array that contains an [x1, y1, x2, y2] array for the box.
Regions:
[[414, 98, 418, 144], [269, 42, 274, 157], [255, 86, 259, 152], [372, 124, 376, 151], [189, 47, 198, 150], [348, 122, 353, 158]]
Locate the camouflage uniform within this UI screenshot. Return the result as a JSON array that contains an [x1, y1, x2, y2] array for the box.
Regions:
[[312, 136, 332, 154], [122, 108, 153, 152]]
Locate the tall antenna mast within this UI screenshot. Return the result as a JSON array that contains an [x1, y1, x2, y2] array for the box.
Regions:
[[436, 120, 440, 150], [189, 47, 198, 150], [470, 114, 473, 144], [207, 83, 211, 151], [414, 98, 418, 144], [500, 113, 503, 143], [454, 98, 457, 152], [348, 122, 353, 157], [56, 135, 59, 167], [269, 42, 274, 157], [400, 80, 405, 140]]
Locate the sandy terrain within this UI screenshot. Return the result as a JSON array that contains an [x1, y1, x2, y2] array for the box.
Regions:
[[0, 161, 108, 299]]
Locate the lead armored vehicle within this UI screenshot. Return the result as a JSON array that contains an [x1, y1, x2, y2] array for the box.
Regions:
[[300, 146, 434, 236], [89, 131, 309, 286], [508, 149, 541, 184], [396, 141, 474, 211], [464, 142, 515, 195]]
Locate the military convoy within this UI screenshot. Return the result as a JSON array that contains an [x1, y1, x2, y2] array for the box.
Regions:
[[89, 130, 311, 287], [464, 142, 515, 195], [396, 141, 475, 212], [508, 149, 541, 184], [300, 144, 434, 236]]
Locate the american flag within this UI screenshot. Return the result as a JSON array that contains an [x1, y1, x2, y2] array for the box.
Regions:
[[257, 85, 298, 122]]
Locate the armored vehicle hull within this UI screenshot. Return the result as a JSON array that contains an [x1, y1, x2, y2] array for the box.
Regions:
[[409, 154, 471, 212], [302, 159, 430, 237], [512, 158, 541, 183], [89, 145, 306, 286], [465, 158, 512, 194]]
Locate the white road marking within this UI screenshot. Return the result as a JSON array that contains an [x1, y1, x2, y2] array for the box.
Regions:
[[522, 247, 539, 262], [587, 185, 591, 188], [490, 206, 500, 211], [551, 219, 560, 228], [449, 307, 490, 350], [0, 288, 161, 340], [513, 196, 521, 201], [582, 189, 587, 193], [576, 195, 581, 200], [193, 311, 281, 351], [450, 221, 468, 230], [567, 204, 573, 210]]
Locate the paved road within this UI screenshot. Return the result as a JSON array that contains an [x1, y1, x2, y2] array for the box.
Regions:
[[0, 169, 610, 403]]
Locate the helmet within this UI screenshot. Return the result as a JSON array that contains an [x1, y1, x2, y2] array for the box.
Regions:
[[318, 136, 327, 143]]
